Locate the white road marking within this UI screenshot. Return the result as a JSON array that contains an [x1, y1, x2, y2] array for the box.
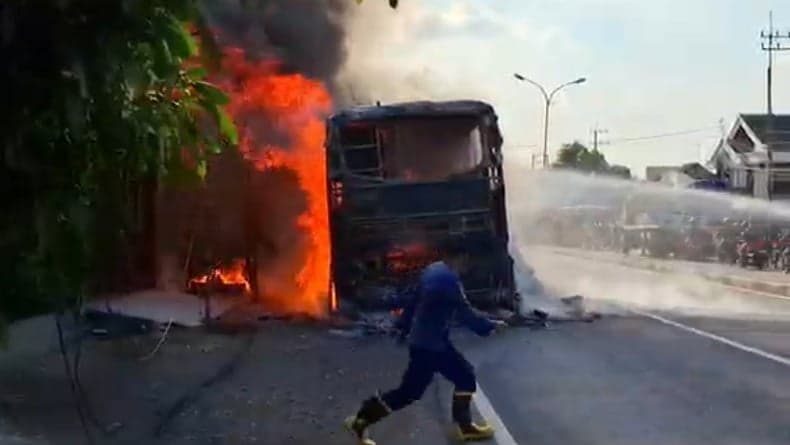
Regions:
[[632, 309, 790, 368], [473, 385, 518, 445]]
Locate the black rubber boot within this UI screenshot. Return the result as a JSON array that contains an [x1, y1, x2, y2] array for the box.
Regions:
[[344, 395, 391, 445], [452, 392, 494, 442]]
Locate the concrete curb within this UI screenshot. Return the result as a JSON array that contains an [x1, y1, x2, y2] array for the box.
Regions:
[[705, 273, 790, 297]]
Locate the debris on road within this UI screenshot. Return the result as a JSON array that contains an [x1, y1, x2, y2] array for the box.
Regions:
[[104, 421, 124, 435], [329, 311, 400, 338], [504, 310, 551, 329], [85, 290, 238, 328], [84, 310, 156, 339], [139, 319, 175, 361], [506, 295, 601, 329]]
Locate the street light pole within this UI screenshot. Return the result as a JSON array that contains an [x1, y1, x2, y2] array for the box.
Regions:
[[514, 73, 587, 168]]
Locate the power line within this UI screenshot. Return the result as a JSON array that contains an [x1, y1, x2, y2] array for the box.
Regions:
[[609, 126, 719, 144], [507, 124, 719, 149]]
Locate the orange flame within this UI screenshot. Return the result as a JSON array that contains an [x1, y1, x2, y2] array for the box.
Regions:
[[217, 48, 332, 317], [189, 258, 251, 294], [386, 243, 436, 274], [330, 281, 338, 312]]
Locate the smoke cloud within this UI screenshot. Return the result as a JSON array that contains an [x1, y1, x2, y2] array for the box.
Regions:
[[201, 0, 350, 95], [201, 1, 496, 105], [337, 1, 495, 106]]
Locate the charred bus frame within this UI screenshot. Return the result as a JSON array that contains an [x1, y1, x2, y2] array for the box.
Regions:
[[325, 101, 516, 310]]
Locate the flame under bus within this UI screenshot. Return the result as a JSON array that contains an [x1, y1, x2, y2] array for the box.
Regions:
[[325, 100, 517, 310]]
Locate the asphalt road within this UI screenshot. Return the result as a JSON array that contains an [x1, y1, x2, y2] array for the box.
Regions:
[[462, 246, 790, 445], [4, 246, 789, 445]]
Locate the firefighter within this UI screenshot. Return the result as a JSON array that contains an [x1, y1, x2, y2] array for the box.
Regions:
[[344, 245, 507, 444]]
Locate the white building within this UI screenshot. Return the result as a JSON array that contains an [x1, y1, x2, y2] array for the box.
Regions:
[[709, 114, 790, 200]]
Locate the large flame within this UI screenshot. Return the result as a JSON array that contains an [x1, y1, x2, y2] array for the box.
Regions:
[[217, 47, 332, 317], [189, 258, 251, 294]]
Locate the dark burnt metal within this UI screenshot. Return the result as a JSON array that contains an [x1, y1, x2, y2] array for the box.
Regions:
[[325, 100, 516, 310]]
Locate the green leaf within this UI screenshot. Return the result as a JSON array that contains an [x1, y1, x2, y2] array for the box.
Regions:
[[194, 80, 229, 105], [152, 39, 174, 77], [158, 125, 172, 149], [0, 1, 236, 323], [165, 18, 198, 58], [216, 107, 238, 145], [206, 139, 222, 155], [186, 67, 208, 80], [124, 64, 150, 98], [198, 95, 238, 146], [196, 159, 207, 180], [179, 114, 200, 147]]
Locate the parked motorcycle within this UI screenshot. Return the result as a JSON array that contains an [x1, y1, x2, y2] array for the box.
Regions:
[[714, 234, 737, 265], [776, 245, 790, 274], [771, 234, 790, 272], [679, 227, 715, 262], [737, 237, 771, 270]]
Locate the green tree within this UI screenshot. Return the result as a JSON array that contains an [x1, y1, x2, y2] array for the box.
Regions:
[[0, 1, 237, 336], [553, 141, 608, 172], [553, 141, 631, 179]]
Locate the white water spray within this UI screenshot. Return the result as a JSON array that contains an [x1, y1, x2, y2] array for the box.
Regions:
[[506, 162, 790, 320]]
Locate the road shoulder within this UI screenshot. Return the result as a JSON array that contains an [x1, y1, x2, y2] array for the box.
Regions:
[[0, 318, 455, 445]]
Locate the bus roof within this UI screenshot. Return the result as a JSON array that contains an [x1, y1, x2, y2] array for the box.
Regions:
[[328, 100, 496, 124]]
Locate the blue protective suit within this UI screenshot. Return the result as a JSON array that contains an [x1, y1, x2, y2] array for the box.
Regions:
[[395, 261, 496, 351]]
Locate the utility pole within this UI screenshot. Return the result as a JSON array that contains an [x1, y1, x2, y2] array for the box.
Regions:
[[761, 11, 790, 115], [591, 126, 609, 152], [760, 12, 789, 199]]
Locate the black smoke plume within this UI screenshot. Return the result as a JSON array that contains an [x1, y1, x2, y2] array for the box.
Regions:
[[201, 0, 349, 96]]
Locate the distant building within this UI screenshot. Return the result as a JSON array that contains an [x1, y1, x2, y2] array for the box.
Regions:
[[645, 166, 680, 182], [645, 162, 714, 188], [709, 114, 790, 200], [607, 164, 632, 179]]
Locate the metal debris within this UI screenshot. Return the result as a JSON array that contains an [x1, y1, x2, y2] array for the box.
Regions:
[[504, 310, 551, 329], [104, 421, 124, 435], [328, 311, 400, 338], [328, 329, 364, 339], [505, 295, 601, 328], [83, 310, 155, 339]]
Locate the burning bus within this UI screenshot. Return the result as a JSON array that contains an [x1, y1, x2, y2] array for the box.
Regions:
[[325, 101, 517, 310]]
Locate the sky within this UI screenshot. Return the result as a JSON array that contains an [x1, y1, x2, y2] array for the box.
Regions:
[[344, 0, 790, 177]]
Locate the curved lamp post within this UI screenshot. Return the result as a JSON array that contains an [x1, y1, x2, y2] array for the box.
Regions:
[[513, 73, 587, 168]]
